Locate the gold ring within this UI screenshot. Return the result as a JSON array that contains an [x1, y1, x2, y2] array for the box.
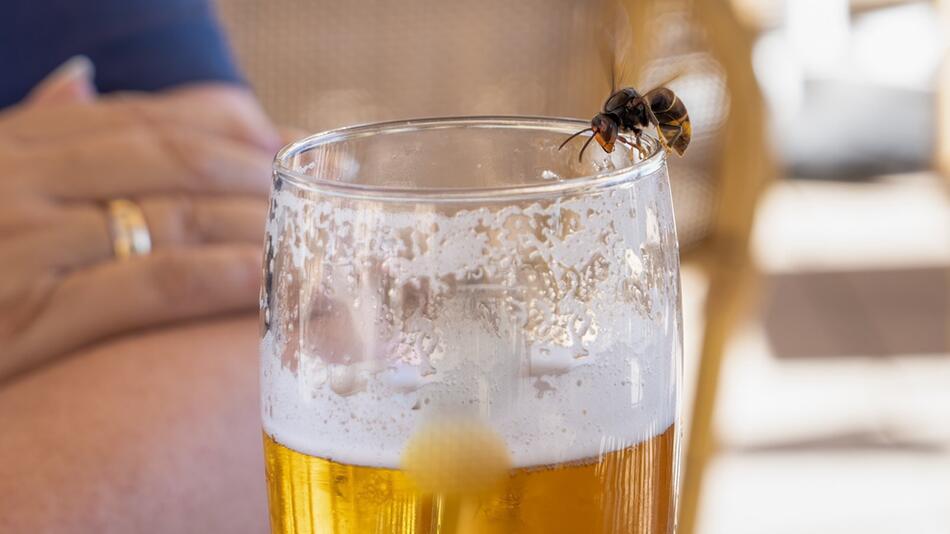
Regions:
[[107, 199, 152, 260]]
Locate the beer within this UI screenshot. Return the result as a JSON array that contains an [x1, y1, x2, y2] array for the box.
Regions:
[[264, 425, 674, 534]]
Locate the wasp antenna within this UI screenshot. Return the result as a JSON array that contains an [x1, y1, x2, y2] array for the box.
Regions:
[[558, 128, 593, 151], [577, 134, 596, 162]]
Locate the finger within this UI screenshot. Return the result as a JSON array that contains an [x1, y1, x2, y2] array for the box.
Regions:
[[139, 196, 267, 248], [8, 245, 261, 373], [4, 88, 276, 151], [0, 206, 111, 290], [279, 125, 308, 146], [0, 270, 57, 352], [35, 126, 273, 200], [157, 84, 284, 152], [0, 99, 134, 143], [0, 197, 266, 284], [26, 56, 97, 106]]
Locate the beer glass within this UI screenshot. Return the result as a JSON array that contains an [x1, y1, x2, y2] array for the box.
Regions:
[[261, 117, 683, 534]]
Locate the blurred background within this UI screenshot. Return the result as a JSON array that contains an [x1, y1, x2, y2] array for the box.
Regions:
[[211, 0, 950, 532]]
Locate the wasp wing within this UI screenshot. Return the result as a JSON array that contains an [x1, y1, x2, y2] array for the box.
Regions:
[[593, 0, 637, 97]]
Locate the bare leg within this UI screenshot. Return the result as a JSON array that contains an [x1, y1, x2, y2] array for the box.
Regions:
[[0, 316, 267, 533]]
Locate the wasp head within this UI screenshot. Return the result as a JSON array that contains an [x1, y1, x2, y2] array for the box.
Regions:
[[591, 113, 619, 153], [558, 113, 623, 162]]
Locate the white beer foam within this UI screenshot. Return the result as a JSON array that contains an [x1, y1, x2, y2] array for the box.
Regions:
[[263, 337, 675, 468], [261, 173, 680, 469]]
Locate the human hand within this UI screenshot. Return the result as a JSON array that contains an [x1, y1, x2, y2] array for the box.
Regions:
[[0, 57, 283, 380]]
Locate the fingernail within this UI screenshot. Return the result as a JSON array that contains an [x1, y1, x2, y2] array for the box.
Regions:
[[50, 55, 95, 81]]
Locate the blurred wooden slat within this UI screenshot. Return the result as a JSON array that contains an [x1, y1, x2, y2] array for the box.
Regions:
[[764, 268, 949, 359], [938, 0, 950, 187]]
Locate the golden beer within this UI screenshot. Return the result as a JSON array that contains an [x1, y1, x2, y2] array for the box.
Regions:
[[264, 425, 674, 534]]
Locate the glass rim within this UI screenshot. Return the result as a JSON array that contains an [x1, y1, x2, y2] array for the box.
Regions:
[[273, 116, 667, 203]]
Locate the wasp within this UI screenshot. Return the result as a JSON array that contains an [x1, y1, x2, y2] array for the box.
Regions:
[[560, 83, 691, 161]]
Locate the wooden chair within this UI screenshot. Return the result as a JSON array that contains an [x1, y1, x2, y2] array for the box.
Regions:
[[611, 1, 772, 532], [938, 0, 950, 187], [216, 1, 773, 532]]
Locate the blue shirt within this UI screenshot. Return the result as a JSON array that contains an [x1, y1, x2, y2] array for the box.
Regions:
[[0, 0, 242, 108]]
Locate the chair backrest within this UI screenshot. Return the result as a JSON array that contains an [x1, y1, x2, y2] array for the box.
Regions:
[[215, 0, 767, 252]]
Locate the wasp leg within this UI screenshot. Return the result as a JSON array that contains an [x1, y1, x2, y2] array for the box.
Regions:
[[669, 125, 683, 146], [632, 132, 649, 159], [662, 124, 687, 156], [617, 136, 646, 159]]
